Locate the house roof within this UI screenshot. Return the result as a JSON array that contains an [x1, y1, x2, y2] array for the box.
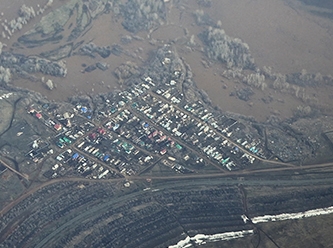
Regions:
[[54, 123, 62, 130]]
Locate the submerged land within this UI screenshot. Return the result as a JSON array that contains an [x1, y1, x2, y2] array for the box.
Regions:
[[0, 0, 333, 247]]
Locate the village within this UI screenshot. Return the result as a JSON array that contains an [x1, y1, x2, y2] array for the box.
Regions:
[[1, 0, 333, 246], [19, 45, 315, 182]]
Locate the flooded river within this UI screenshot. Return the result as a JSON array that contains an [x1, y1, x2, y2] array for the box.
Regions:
[[1, 0, 333, 122]]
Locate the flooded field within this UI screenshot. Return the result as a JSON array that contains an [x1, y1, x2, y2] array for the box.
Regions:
[[1, 0, 333, 121], [207, 0, 333, 75]]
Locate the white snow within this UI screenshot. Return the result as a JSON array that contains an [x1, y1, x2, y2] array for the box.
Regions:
[[168, 230, 254, 248], [252, 206, 333, 224], [0, 92, 12, 100], [170, 206, 333, 248]]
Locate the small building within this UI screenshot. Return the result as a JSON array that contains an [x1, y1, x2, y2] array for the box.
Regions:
[[168, 156, 176, 161], [162, 57, 171, 65], [81, 107, 88, 113], [97, 127, 106, 135], [160, 148, 167, 155], [89, 132, 98, 141], [64, 119, 72, 128], [175, 144, 182, 150], [28, 108, 36, 114], [54, 123, 62, 131], [113, 123, 120, 131], [35, 112, 42, 119], [103, 154, 110, 162], [72, 153, 79, 159]]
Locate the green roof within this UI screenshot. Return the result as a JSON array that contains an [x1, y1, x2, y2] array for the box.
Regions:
[[175, 144, 182, 149]]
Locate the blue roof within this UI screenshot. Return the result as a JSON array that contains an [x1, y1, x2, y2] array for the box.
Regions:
[[103, 155, 110, 161], [81, 107, 88, 113], [144, 123, 149, 128], [72, 153, 79, 159]]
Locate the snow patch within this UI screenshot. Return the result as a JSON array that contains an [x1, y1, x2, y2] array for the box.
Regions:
[[252, 206, 333, 224], [169, 230, 254, 248]]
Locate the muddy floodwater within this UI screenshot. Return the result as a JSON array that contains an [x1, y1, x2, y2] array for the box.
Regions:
[[1, 0, 333, 122]]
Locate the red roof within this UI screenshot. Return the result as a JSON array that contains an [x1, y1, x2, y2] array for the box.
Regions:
[[89, 133, 97, 140], [54, 123, 62, 131], [97, 127, 106, 135], [35, 113, 42, 119], [160, 149, 167, 155], [152, 130, 158, 137]]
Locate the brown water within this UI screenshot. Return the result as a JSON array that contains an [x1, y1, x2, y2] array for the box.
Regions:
[[160, 0, 333, 121], [208, 0, 333, 75], [1, 0, 333, 121], [1, 0, 154, 101]]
